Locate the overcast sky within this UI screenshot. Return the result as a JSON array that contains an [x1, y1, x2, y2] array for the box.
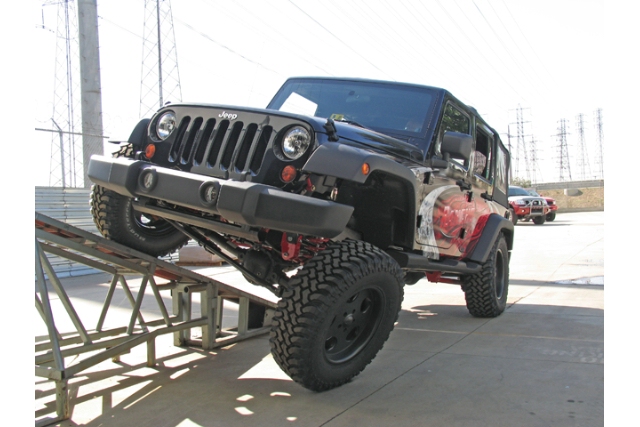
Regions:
[[34, 0, 610, 184]]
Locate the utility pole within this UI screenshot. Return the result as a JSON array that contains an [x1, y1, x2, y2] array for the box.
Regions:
[[77, 0, 104, 188]]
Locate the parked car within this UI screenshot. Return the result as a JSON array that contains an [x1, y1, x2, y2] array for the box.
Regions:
[[527, 189, 557, 221], [508, 186, 549, 225]]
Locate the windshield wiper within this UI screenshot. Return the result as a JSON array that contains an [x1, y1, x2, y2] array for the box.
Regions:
[[333, 118, 367, 129]]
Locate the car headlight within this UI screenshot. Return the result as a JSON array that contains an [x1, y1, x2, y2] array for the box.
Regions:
[[282, 126, 311, 160], [515, 200, 527, 206], [156, 111, 176, 140]]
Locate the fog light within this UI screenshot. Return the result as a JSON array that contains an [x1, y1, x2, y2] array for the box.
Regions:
[[139, 169, 158, 192], [199, 182, 220, 207]]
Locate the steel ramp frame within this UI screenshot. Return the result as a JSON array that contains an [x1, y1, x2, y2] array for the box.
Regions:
[[35, 212, 277, 426]]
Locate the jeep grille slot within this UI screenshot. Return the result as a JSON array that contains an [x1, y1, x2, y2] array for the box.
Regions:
[[179, 117, 203, 164], [250, 125, 273, 174], [207, 119, 230, 168], [193, 118, 216, 166], [220, 121, 244, 170], [235, 123, 258, 172], [169, 116, 191, 162]]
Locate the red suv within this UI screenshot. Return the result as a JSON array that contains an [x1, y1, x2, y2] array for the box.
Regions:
[[508, 186, 549, 225]]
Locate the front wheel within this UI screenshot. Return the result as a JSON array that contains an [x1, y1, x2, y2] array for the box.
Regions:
[[546, 212, 556, 221], [533, 215, 546, 225], [462, 233, 509, 318], [269, 240, 404, 391], [90, 185, 189, 257]]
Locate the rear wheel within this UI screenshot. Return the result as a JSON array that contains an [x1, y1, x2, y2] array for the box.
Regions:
[[509, 208, 517, 225], [462, 234, 509, 317], [269, 240, 404, 391]]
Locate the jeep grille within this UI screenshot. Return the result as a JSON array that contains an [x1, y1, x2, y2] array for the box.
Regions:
[[168, 116, 274, 179]]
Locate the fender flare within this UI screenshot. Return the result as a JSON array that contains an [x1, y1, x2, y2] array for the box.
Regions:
[[128, 118, 151, 149], [303, 142, 418, 186], [468, 213, 514, 264]]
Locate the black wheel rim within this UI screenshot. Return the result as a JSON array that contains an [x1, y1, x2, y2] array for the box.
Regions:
[[324, 287, 385, 364], [130, 205, 177, 237]]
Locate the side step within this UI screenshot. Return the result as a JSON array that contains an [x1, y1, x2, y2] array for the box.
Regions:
[[35, 212, 277, 426], [386, 249, 481, 275]]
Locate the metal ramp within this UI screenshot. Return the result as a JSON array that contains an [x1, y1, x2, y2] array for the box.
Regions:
[[35, 212, 277, 426]]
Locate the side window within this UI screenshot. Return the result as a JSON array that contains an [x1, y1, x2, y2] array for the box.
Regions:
[[441, 104, 470, 135], [495, 143, 508, 196], [474, 126, 493, 181], [439, 103, 471, 168]]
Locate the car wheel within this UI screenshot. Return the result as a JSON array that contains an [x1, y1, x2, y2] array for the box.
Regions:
[[462, 233, 509, 318], [269, 240, 404, 391], [509, 208, 517, 225], [546, 212, 556, 221], [90, 185, 189, 257], [533, 216, 546, 225]]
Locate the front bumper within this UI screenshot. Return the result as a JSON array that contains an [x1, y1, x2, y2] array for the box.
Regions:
[[88, 155, 354, 238]]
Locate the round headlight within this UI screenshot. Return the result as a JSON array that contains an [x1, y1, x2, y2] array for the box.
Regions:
[[282, 126, 311, 160], [156, 112, 176, 140]]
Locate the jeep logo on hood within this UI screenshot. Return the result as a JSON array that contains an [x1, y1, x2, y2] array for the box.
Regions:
[[219, 111, 238, 120]]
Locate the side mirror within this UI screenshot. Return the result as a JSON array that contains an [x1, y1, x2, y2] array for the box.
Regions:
[[441, 131, 473, 163]]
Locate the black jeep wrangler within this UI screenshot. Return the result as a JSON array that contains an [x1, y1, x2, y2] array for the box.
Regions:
[[88, 77, 513, 392]]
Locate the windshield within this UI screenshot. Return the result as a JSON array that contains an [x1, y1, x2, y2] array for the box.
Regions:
[[268, 79, 437, 136], [508, 187, 531, 197], [528, 190, 541, 197]]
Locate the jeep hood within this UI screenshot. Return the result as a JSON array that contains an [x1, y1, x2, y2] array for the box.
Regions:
[[305, 116, 425, 164]]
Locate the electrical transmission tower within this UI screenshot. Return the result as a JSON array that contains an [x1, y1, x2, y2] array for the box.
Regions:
[[575, 113, 591, 180], [556, 119, 572, 182], [528, 137, 541, 184], [49, 0, 82, 188], [139, 0, 182, 119], [594, 108, 604, 179], [509, 106, 532, 182]]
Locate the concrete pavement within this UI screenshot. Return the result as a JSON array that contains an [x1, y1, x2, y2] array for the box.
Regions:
[[35, 211, 604, 426]]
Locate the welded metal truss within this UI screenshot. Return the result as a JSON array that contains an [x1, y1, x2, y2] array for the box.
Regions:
[[35, 213, 276, 426]]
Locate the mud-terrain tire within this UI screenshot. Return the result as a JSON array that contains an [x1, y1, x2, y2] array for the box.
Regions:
[[462, 233, 509, 318], [533, 216, 546, 225], [269, 240, 404, 391], [546, 212, 556, 222], [89, 144, 188, 257], [90, 185, 189, 257]]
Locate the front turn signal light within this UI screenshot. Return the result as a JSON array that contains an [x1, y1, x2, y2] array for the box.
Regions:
[[361, 163, 370, 175], [281, 165, 297, 183], [145, 144, 156, 159]]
